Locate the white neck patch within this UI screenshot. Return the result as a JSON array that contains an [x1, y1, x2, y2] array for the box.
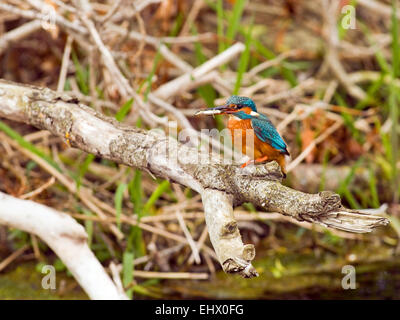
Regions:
[[250, 111, 260, 117], [229, 115, 242, 121]]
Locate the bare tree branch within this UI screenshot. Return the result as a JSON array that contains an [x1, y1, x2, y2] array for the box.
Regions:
[[202, 189, 257, 278], [0, 79, 389, 278], [0, 191, 128, 300]]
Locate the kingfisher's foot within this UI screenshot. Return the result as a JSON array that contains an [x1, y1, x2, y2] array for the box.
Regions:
[[254, 156, 269, 164], [241, 156, 270, 168], [241, 160, 254, 168]]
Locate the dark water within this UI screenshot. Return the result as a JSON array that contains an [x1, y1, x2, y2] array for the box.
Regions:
[[157, 265, 400, 300], [1, 247, 400, 299]]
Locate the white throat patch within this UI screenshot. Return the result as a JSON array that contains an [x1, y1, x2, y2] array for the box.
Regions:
[[250, 111, 260, 117], [230, 115, 242, 121]]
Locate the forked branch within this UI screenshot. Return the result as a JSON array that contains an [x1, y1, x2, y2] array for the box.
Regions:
[[0, 80, 389, 278]]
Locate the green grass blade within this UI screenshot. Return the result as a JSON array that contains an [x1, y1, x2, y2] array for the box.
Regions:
[[336, 157, 364, 209], [115, 183, 128, 230], [216, 0, 225, 53], [226, 0, 246, 45], [390, 0, 400, 202], [122, 251, 134, 299], [389, 83, 399, 201], [76, 153, 95, 190], [234, 18, 253, 94], [143, 180, 170, 215], [115, 98, 134, 122], [343, 189, 362, 209], [144, 50, 162, 101], [355, 74, 384, 110], [170, 12, 184, 37], [391, 0, 400, 78], [71, 51, 89, 95], [129, 170, 143, 216], [319, 150, 330, 192], [0, 120, 61, 172], [355, 20, 392, 74], [128, 170, 145, 257], [251, 38, 297, 86], [368, 166, 380, 208]]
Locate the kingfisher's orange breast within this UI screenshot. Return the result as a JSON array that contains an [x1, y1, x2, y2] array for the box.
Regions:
[[227, 116, 286, 163], [228, 116, 260, 159]]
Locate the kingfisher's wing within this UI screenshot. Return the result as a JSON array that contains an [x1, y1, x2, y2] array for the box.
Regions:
[[251, 115, 289, 155]]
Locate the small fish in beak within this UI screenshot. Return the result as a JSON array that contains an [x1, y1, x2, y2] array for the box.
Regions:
[[195, 104, 235, 116], [194, 109, 222, 116]]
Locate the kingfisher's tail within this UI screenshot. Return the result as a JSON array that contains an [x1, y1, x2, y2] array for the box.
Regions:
[[276, 154, 287, 178], [282, 148, 290, 156]]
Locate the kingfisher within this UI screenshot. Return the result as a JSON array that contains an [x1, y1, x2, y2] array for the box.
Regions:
[[195, 95, 290, 177]]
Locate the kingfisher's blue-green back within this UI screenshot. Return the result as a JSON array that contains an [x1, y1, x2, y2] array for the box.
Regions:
[[251, 115, 289, 155]]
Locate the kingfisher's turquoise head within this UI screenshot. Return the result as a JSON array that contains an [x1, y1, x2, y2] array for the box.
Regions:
[[195, 95, 258, 117], [225, 96, 257, 112]]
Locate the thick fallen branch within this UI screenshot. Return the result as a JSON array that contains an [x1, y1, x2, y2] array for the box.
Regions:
[[0, 191, 127, 300], [0, 79, 389, 278], [202, 189, 258, 278]]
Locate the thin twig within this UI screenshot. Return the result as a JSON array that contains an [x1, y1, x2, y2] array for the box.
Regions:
[[0, 20, 42, 55], [57, 35, 73, 92], [0, 244, 29, 272], [176, 210, 201, 264], [20, 176, 56, 199]]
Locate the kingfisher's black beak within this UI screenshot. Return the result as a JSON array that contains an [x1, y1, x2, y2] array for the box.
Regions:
[[195, 104, 236, 116]]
